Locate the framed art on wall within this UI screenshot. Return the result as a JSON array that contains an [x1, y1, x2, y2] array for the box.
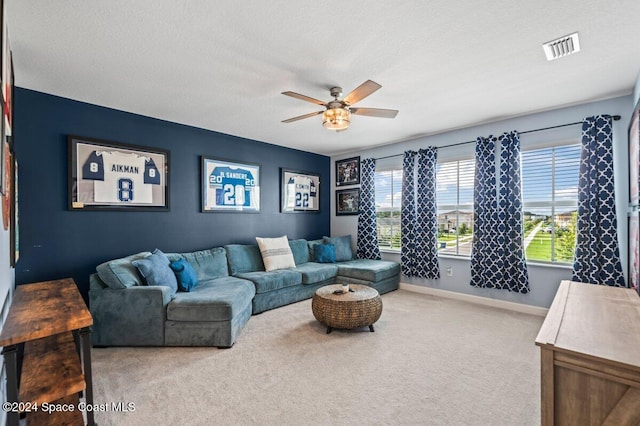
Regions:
[[68, 135, 169, 211], [201, 157, 260, 212], [280, 168, 320, 213], [629, 99, 640, 206], [629, 210, 639, 291], [335, 156, 360, 187], [336, 188, 360, 216]]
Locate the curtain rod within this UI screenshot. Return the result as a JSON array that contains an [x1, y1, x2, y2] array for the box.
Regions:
[[374, 114, 621, 161]]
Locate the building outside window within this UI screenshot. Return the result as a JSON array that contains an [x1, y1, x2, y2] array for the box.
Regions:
[[436, 159, 475, 256]]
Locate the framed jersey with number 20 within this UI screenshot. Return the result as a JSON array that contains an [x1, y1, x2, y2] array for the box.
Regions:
[[201, 157, 260, 213], [68, 135, 169, 211]]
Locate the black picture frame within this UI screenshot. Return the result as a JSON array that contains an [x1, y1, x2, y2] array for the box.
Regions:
[[335, 156, 360, 187], [201, 156, 261, 213], [336, 188, 360, 216], [280, 168, 320, 213], [68, 135, 169, 211], [629, 210, 639, 292], [629, 98, 640, 206]]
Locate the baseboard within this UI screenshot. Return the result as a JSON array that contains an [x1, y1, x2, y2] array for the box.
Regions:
[[399, 282, 548, 317]]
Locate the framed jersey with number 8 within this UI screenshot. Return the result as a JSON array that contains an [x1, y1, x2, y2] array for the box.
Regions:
[[201, 157, 260, 213], [68, 135, 169, 211]]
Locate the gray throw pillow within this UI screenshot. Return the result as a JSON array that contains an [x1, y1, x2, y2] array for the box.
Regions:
[[322, 235, 353, 262], [132, 249, 178, 294]]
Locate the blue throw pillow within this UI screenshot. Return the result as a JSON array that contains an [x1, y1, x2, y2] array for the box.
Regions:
[[132, 249, 178, 294], [170, 258, 199, 292], [314, 243, 336, 263], [323, 235, 353, 262]]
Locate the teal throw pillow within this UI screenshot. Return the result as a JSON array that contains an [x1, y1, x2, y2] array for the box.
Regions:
[[323, 235, 353, 262], [314, 243, 336, 263], [132, 249, 178, 294], [170, 258, 199, 292]]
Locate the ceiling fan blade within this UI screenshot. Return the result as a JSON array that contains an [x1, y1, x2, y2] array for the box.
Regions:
[[343, 80, 382, 105], [282, 110, 324, 123], [350, 107, 399, 118], [281, 91, 327, 106]]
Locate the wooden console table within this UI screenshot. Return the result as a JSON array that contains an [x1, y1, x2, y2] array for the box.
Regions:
[[535, 280, 640, 425], [0, 278, 95, 426]]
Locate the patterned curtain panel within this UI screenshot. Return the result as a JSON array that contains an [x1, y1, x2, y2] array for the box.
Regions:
[[401, 149, 440, 278], [572, 115, 625, 287], [356, 158, 382, 260], [401, 151, 417, 276], [470, 136, 500, 288], [471, 133, 529, 293], [497, 132, 529, 293]]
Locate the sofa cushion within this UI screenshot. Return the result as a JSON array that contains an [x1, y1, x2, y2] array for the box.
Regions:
[[256, 236, 296, 271], [181, 247, 229, 281], [314, 243, 336, 263], [132, 249, 178, 294], [323, 235, 353, 261], [307, 239, 324, 260], [170, 258, 199, 292], [337, 259, 401, 282], [294, 262, 338, 284], [225, 244, 265, 274], [289, 239, 310, 265], [236, 269, 302, 294], [167, 276, 255, 322], [96, 251, 151, 289]]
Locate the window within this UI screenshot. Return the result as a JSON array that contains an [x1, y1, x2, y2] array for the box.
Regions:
[[375, 170, 402, 250], [521, 143, 580, 264], [436, 159, 475, 256]]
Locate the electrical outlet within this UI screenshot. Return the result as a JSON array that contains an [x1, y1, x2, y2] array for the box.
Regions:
[[446, 266, 453, 277]]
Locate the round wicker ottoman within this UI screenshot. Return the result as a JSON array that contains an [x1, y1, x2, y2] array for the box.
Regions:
[[312, 284, 382, 334]]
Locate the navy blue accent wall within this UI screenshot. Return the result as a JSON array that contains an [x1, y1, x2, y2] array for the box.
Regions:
[[14, 88, 330, 300]]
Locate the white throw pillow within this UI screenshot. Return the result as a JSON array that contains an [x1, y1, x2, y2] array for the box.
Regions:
[[256, 236, 296, 272]]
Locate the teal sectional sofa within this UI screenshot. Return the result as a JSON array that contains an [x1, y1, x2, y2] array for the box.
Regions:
[[89, 237, 400, 348]]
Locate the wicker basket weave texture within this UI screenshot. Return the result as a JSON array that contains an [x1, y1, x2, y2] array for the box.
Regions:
[[312, 284, 382, 329]]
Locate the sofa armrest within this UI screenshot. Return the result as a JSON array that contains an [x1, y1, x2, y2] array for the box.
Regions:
[[89, 273, 172, 346]]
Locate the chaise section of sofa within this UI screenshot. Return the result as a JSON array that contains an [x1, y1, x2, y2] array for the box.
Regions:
[[89, 247, 255, 348]]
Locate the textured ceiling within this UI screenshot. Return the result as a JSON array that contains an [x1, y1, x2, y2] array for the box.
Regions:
[[8, 1, 640, 156]]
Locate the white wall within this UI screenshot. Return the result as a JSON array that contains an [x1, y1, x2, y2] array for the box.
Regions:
[[332, 95, 634, 308], [634, 69, 640, 106]]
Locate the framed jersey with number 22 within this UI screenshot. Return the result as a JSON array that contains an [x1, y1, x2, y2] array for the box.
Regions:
[[280, 168, 320, 213], [201, 157, 260, 213], [68, 136, 169, 211]]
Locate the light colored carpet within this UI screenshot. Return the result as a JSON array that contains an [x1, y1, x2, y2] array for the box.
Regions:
[[90, 289, 544, 425]]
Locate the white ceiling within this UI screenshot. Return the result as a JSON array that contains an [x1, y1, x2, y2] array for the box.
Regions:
[[8, 1, 640, 156]]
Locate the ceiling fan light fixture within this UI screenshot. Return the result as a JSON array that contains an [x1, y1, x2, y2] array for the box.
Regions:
[[322, 108, 351, 130]]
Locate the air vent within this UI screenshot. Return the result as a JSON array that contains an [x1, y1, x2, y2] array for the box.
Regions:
[[543, 32, 580, 61]]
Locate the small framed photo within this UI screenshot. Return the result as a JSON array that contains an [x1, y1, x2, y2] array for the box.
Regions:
[[630, 99, 640, 206], [68, 136, 169, 211], [202, 157, 260, 212], [630, 210, 639, 291], [280, 168, 320, 213], [335, 156, 360, 186], [336, 188, 360, 216]]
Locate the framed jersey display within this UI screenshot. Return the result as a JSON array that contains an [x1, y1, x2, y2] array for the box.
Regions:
[[68, 136, 169, 211], [201, 157, 260, 212], [280, 168, 320, 213]]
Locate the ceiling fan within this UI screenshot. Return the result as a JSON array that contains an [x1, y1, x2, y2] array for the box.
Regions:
[[281, 80, 399, 131]]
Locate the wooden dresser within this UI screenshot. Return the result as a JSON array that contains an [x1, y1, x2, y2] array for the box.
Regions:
[[0, 279, 95, 426], [535, 280, 640, 425]]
